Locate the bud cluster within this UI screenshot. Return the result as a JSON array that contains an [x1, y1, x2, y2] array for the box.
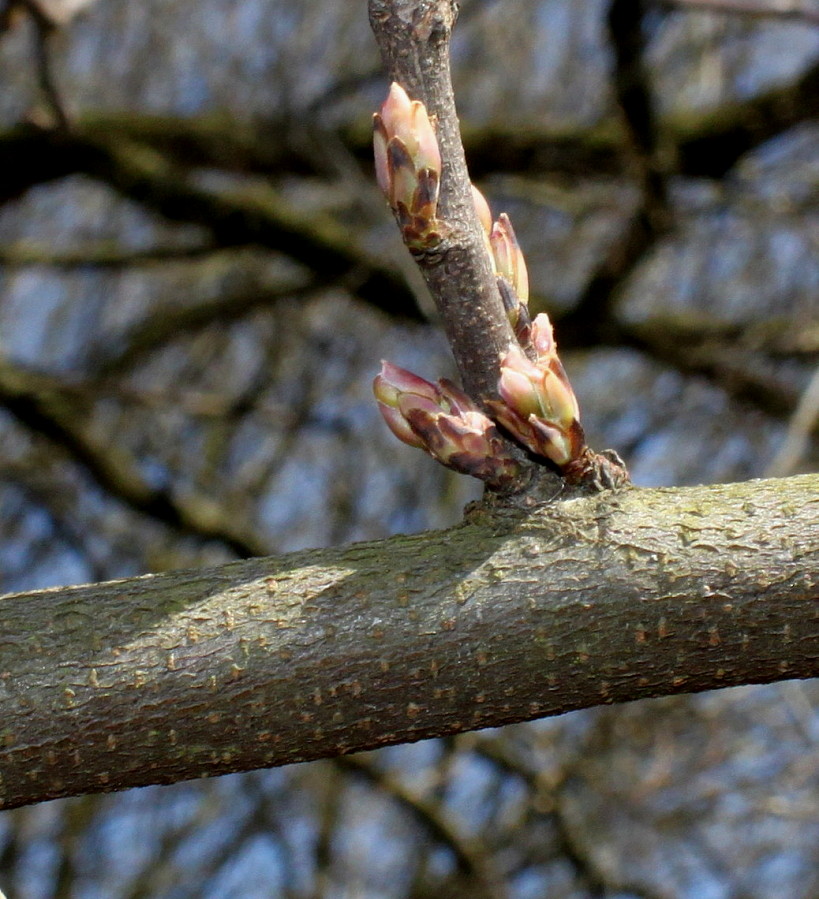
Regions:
[[372, 83, 593, 488], [373, 362, 521, 490], [487, 314, 584, 467]]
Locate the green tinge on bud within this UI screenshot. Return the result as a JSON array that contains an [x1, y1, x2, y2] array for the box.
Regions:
[[373, 361, 521, 488], [489, 213, 528, 305], [498, 346, 578, 427], [373, 83, 443, 251], [487, 320, 584, 468], [471, 184, 493, 236]]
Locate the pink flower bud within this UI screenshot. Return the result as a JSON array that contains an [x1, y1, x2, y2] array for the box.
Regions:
[[373, 361, 521, 488], [408, 101, 441, 174], [529, 312, 554, 357], [487, 321, 584, 469], [373, 83, 441, 217], [499, 344, 579, 430], [379, 82, 414, 141], [497, 359, 544, 418], [373, 361, 439, 449], [376, 401, 426, 449]]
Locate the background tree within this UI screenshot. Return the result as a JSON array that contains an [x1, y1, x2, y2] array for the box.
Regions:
[[0, 0, 818, 896]]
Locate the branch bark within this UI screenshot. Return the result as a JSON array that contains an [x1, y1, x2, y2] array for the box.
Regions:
[[1, 474, 817, 811]]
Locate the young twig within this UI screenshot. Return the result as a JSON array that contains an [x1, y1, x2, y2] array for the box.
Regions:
[[368, 0, 630, 495], [368, 0, 517, 404]]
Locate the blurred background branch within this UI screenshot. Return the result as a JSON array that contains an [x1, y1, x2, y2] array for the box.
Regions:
[[655, 0, 819, 25]]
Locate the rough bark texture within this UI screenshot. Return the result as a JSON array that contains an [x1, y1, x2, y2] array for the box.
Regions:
[[1, 475, 817, 811]]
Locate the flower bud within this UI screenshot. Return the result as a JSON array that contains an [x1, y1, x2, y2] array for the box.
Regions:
[[471, 184, 493, 236], [489, 213, 528, 305], [373, 83, 442, 249], [374, 361, 521, 488], [373, 361, 438, 449], [487, 314, 584, 468], [529, 310, 555, 357]]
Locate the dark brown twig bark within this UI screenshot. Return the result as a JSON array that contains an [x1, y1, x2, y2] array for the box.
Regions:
[[369, 0, 560, 492]]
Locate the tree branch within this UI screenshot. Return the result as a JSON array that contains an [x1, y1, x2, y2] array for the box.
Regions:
[[0, 358, 269, 557], [654, 0, 819, 25], [1, 474, 817, 811], [0, 127, 425, 321]]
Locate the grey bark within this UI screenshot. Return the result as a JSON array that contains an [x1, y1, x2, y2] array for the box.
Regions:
[[1, 475, 817, 810]]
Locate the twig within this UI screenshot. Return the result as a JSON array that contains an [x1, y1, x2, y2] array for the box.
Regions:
[[338, 755, 509, 899], [368, 0, 517, 403], [765, 363, 819, 476]]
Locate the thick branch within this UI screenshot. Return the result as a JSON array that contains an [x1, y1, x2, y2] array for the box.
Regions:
[[1, 475, 817, 810]]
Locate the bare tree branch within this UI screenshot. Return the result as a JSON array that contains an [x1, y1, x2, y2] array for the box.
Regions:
[[0, 474, 817, 811], [655, 0, 819, 25], [1, 0, 816, 839], [0, 358, 269, 557]]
